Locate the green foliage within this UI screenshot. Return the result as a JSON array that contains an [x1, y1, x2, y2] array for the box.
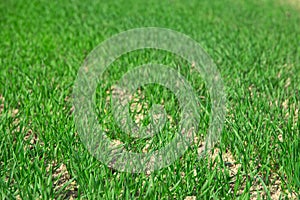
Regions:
[[0, 0, 299, 199]]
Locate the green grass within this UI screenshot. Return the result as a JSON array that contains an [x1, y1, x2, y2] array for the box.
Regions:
[[0, 0, 299, 199]]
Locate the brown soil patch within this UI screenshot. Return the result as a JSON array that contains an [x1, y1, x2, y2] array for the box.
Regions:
[[47, 162, 78, 199], [0, 94, 4, 114], [207, 148, 297, 199], [184, 196, 196, 200]]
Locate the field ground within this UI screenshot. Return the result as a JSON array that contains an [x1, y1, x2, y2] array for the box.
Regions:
[[0, 0, 299, 199]]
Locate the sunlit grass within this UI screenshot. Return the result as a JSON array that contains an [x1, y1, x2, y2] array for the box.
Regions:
[[0, 0, 299, 199]]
